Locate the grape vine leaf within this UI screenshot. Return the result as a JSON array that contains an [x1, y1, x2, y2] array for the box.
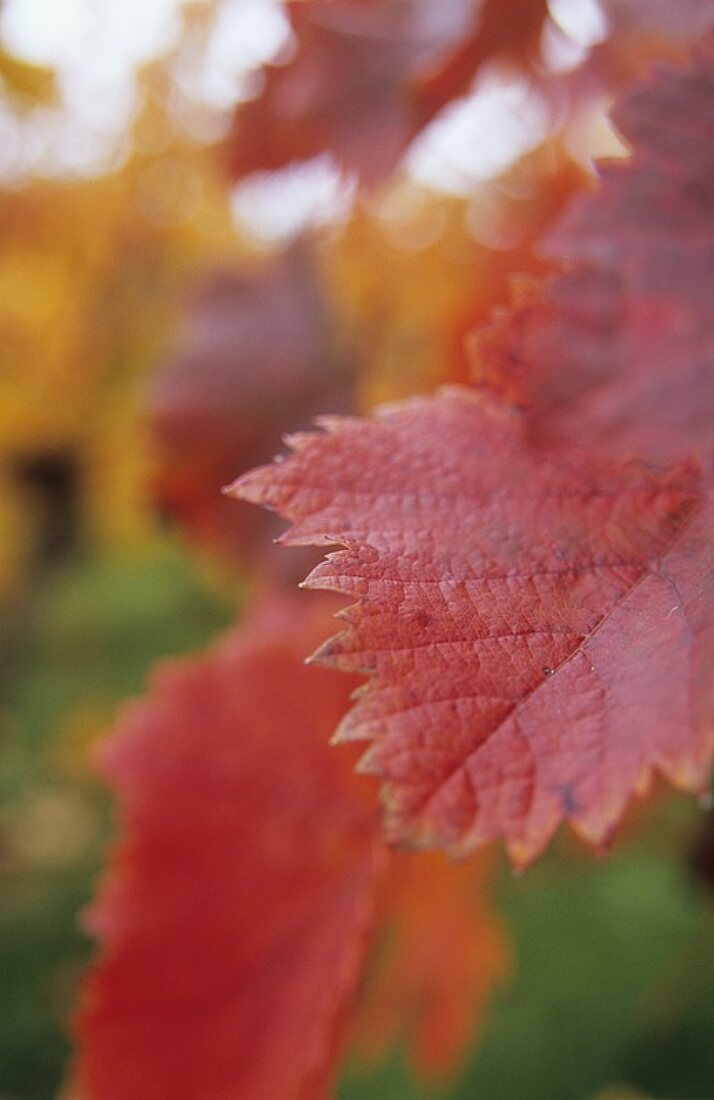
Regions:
[[475, 36, 714, 466], [73, 595, 506, 1097], [149, 244, 355, 565], [471, 39, 714, 780], [225, 0, 548, 185], [230, 390, 705, 867], [412, 0, 546, 126], [72, 599, 386, 1100], [352, 848, 507, 1076]]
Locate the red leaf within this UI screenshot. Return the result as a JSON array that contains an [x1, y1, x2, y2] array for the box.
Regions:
[[73, 594, 506, 1095], [604, 0, 714, 42], [230, 389, 706, 867], [225, 0, 548, 185], [148, 245, 354, 565], [471, 44, 714, 798], [414, 0, 546, 125], [73, 598, 386, 1100], [352, 848, 507, 1077], [474, 38, 714, 467]]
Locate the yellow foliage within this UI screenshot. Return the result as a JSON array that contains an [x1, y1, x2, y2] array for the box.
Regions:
[[0, 47, 56, 104], [0, 91, 243, 590]]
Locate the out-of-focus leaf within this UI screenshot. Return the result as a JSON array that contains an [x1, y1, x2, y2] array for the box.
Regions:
[[475, 38, 714, 466], [414, 0, 546, 124], [603, 0, 714, 42], [352, 849, 507, 1077], [72, 592, 508, 1098], [225, 0, 548, 185], [73, 596, 386, 1100], [148, 242, 356, 565]]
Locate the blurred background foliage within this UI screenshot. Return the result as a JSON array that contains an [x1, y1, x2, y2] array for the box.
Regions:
[[0, 1, 711, 1098]]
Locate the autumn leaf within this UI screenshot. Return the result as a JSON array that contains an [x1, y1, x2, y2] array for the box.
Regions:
[[227, 35, 714, 873], [412, 0, 546, 125], [552, 0, 714, 110], [352, 848, 507, 1077], [471, 41, 714, 788], [148, 242, 355, 565], [72, 594, 506, 1097], [225, 0, 548, 185], [473, 37, 714, 467], [73, 598, 386, 1100], [230, 389, 706, 867]]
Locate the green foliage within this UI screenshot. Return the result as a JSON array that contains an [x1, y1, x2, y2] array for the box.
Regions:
[[342, 834, 714, 1100]]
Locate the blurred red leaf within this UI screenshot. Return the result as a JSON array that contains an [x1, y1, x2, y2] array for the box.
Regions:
[[473, 39, 714, 466], [225, 0, 548, 185], [414, 0, 546, 123], [73, 594, 507, 1097], [73, 598, 385, 1100], [231, 390, 705, 867], [352, 848, 507, 1077], [148, 243, 354, 565], [603, 0, 714, 42]]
